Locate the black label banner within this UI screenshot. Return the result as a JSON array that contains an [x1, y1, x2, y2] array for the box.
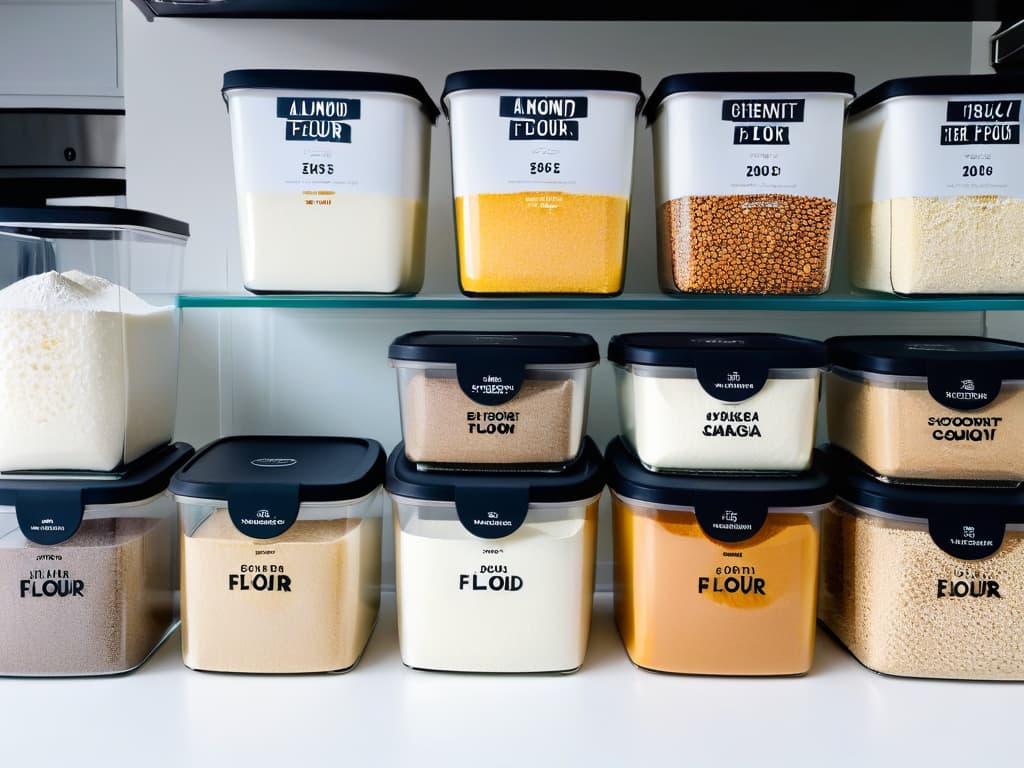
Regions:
[[227, 485, 301, 540], [499, 96, 588, 118], [455, 486, 530, 540], [694, 357, 769, 403], [276, 98, 361, 120], [945, 100, 1020, 123], [733, 125, 790, 145], [940, 124, 1020, 145], [694, 499, 768, 544], [926, 364, 1002, 411], [721, 99, 805, 122], [456, 353, 526, 406], [16, 489, 84, 545], [929, 516, 1005, 560]]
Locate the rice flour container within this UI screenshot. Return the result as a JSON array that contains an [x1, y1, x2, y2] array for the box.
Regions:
[[821, 456, 1024, 680], [0, 207, 187, 473], [644, 72, 855, 295], [607, 438, 832, 676], [826, 336, 1024, 482], [442, 69, 644, 295], [0, 443, 194, 676], [387, 437, 603, 673], [222, 69, 439, 294], [171, 436, 385, 674], [389, 331, 598, 470], [609, 332, 826, 472], [845, 74, 1024, 294]]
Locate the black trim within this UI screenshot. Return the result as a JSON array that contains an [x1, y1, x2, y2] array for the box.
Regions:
[[826, 335, 1024, 378], [388, 331, 599, 365], [848, 74, 1024, 117], [608, 332, 826, 369], [442, 69, 645, 116], [0, 206, 189, 238], [0, 108, 125, 116]]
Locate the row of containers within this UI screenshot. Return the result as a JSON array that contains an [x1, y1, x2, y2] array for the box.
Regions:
[[215, 68, 1024, 297], [3, 331, 1024, 680]]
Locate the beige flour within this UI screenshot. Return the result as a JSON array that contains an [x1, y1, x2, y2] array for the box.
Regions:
[[820, 501, 1024, 680], [181, 509, 381, 673]]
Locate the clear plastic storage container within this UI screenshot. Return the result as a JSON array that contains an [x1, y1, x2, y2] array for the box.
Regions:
[[388, 331, 599, 470], [442, 69, 644, 295], [0, 443, 194, 676], [845, 74, 1024, 295], [171, 436, 385, 674], [386, 437, 603, 673], [609, 332, 826, 472], [0, 207, 188, 473], [644, 72, 854, 295], [222, 69, 439, 294], [606, 438, 832, 676], [821, 457, 1024, 680], [826, 335, 1024, 482]]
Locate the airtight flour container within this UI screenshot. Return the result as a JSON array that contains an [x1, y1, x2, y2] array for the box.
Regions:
[[609, 332, 826, 472], [606, 437, 832, 676], [387, 437, 603, 673], [826, 336, 1024, 482], [0, 442, 194, 677], [845, 74, 1024, 294], [389, 331, 598, 470], [644, 72, 855, 295], [170, 436, 385, 675], [222, 69, 439, 294], [821, 457, 1024, 680], [0, 207, 187, 473], [442, 69, 644, 295]]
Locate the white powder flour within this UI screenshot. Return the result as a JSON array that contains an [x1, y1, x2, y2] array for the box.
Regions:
[[0, 271, 178, 472]]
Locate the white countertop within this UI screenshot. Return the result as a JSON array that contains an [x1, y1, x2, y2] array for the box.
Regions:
[[2, 592, 1019, 767]]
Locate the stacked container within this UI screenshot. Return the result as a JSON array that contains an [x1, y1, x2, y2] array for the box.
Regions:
[[387, 331, 603, 673]]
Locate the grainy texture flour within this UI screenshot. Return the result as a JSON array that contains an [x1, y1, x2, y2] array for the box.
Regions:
[[819, 501, 1024, 680], [181, 510, 381, 674], [0, 515, 175, 676]]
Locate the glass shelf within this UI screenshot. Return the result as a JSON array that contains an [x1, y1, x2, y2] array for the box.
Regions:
[[177, 292, 1024, 312]]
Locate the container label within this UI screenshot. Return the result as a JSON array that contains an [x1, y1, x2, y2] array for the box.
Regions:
[[694, 500, 768, 544], [277, 97, 360, 143], [458, 562, 524, 592], [697, 564, 766, 598], [455, 486, 529, 539], [929, 517, 1005, 560], [15, 489, 84, 546], [18, 558, 84, 599], [936, 562, 1002, 599], [456, 355, 526, 406], [228, 561, 292, 592], [723, 99, 805, 146], [702, 410, 762, 438], [925, 365, 1002, 411], [227, 485, 301, 539], [940, 100, 1021, 145], [694, 359, 769, 403], [500, 96, 587, 141]]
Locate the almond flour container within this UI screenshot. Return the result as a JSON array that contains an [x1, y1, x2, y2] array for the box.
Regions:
[[171, 436, 385, 674], [222, 70, 439, 294], [386, 438, 603, 673], [388, 331, 598, 470], [0, 443, 194, 677], [606, 438, 832, 676], [826, 336, 1024, 482], [845, 74, 1024, 294], [442, 69, 643, 295], [821, 457, 1024, 680], [644, 72, 855, 295], [609, 332, 826, 472]]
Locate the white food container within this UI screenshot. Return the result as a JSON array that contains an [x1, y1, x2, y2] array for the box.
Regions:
[[643, 72, 854, 295], [845, 74, 1024, 294], [386, 438, 603, 673], [609, 333, 826, 472], [222, 69, 439, 294]]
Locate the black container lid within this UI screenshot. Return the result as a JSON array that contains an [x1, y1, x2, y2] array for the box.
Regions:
[[169, 436, 386, 540], [609, 332, 826, 368], [643, 71, 855, 124], [389, 331, 599, 365], [827, 335, 1024, 377], [0, 206, 190, 238], [0, 443, 195, 546], [441, 69, 645, 116], [222, 69, 440, 123], [848, 74, 1024, 117]]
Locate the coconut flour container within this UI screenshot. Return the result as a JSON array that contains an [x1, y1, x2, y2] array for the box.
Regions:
[[609, 332, 826, 472], [222, 70, 439, 294], [644, 72, 855, 295], [442, 69, 643, 295], [387, 437, 603, 673], [389, 331, 598, 470], [0, 207, 187, 473], [607, 438, 832, 676], [0, 442, 194, 677], [171, 436, 385, 674], [826, 336, 1024, 482], [821, 458, 1024, 680], [845, 74, 1024, 294]]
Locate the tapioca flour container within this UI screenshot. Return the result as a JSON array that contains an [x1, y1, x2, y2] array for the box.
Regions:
[[222, 69, 439, 294], [0, 207, 187, 473], [821, 457, 1024, 680], [389, 331, 599, 470], [0, 443, 194, 676], [386, 437, 603, 673], [609, 332, 826, 472], [845, 74, 1024, 294], [606, 438, 832, 676], [170, 436, 385, 674], [643, 72, 855, 295], [442, 69, 644, 295], [826, 335, 1024, 482]]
